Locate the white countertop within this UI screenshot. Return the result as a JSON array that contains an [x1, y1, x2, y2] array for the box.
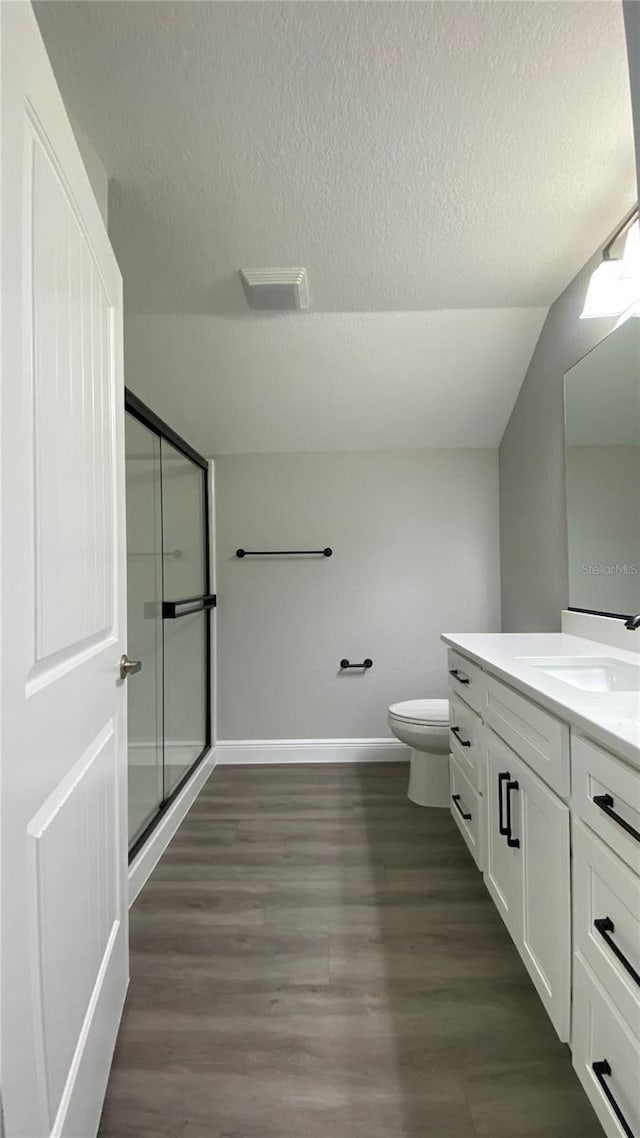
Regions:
[[441, 632, 640, 770]]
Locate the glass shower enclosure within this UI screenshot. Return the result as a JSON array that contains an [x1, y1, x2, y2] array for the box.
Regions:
[[124, 391, 213, 857]]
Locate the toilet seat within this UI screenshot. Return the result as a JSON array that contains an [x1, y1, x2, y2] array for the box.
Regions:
[[388, 698, 449, 726]]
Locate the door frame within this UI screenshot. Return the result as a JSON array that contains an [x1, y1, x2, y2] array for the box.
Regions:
[[124, 390, 213, 862]]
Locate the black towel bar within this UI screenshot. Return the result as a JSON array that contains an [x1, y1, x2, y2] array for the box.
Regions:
[[340, 659, 373, 670], [236, 547, 332, 558]]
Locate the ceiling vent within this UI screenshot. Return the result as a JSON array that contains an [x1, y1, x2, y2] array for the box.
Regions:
[[239, 268, 309, 311]]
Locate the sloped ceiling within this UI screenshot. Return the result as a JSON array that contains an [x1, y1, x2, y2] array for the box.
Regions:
[[125, 308, 547, 455], [35, 1, 636, 452]]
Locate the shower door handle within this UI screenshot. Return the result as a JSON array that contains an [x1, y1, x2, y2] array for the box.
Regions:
[[162, 594, 217, 619], [120, 654, 142, 680]]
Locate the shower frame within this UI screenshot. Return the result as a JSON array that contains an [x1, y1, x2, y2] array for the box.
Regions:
[[125, 389, 213, 862]]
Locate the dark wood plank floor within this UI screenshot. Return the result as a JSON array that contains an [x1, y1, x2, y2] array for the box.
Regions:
[[99, 763, 602, 1138]]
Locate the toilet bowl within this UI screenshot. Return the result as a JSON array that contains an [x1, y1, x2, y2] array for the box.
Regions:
[[388, 699, 450, 807]]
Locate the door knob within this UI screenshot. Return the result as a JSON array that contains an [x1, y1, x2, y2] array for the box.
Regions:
[[120, 654, 142, 680]]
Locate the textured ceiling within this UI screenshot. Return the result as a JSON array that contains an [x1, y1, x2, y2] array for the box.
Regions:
[[34, 1, 636, 454], [124, 308, 547, 455], [35, 0, 636, 317]]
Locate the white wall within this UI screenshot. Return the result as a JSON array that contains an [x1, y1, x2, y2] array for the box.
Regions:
[[499, 242, 626, 632], [215, 449, 501, 741], [69, 116, 109, 225], [499, 2, 640, 635], [624, 1, 640, 193]]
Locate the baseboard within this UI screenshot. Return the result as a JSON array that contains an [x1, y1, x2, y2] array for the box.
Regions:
[[128, 746, 218, 905], [215, 738, 411, 766]]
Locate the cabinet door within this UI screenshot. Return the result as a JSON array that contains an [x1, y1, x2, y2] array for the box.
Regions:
[[484, 729, 571, 1043], [485, 731, 521, 936], [510, 749, 571, 1042]]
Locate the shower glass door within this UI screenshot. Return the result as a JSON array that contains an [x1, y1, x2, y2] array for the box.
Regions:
[[161, 437, 209, 797], [125, 392, 212, 858], [125, 414, 164, 847]]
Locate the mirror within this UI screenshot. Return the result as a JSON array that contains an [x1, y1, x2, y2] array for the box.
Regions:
[[564, 318, 640, 618]]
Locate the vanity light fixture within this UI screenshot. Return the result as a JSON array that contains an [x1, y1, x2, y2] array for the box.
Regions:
[[581, 206, 640, 319]]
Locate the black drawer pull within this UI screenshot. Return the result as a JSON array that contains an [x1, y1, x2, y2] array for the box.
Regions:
[[505, 780, 520, 848], [593, 794, 640, 844], [449, 668, 470, 685], [592, 1060, 635, 1138], [451, 725, 471, 748], [594, 917, 640, 988], [452, 793, 472, 821], [498, 771, 510, 836]]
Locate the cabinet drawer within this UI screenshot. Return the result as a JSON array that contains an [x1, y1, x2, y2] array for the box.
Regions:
[[573, 734, 640, 875], [573, 820, 640, 1038], [484, 674, 570, 798], [449, 693, 483, 792], [449, 752, 483, 871], [573, 954, 640, 1138], [448, 649, 483, 714]]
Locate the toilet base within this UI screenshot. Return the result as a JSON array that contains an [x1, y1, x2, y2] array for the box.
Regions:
[[407, 748, 450, 808]]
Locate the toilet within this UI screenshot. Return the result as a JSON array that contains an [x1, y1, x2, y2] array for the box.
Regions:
[[387, 699, 450, 807]]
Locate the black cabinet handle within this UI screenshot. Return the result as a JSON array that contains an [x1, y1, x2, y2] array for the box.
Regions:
[[505, 780, 520, 848], [593, 794, 640, 844], [452, 793, 472, 821], [449, 668, 470, 686], [594, 917, 640, 988], [498, 771, 510, 836], [451, 725, 471, 748], [592, 1060, 635, 1138]]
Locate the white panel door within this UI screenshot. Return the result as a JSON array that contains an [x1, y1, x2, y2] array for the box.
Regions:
[[1, 5, 128, 1137]]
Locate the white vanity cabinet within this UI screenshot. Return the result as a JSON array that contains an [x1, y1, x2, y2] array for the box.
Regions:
[[448, 649, 572, 1040], [573, 956, 640, 1138], [571, 733, 640, 1138], [449, 751, 484, 869], [447, 664, 486, 871], [573, 735, 640, 875], [446, 638, 640, 1136], [449, 691, 483, 789], [447, 649, 484, 714], [484, 671, 570, 798]]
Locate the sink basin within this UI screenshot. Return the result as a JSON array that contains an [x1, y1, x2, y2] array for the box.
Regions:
[[516, 656, 640, 693]]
